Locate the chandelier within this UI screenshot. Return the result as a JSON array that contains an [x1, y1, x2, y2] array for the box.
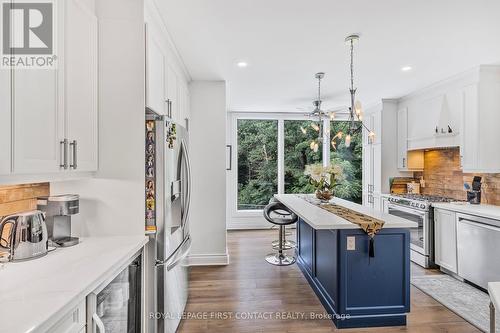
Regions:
[[302, 34, 374, 151], [332, 34, 375, 148], [302, 72, 334, 153]]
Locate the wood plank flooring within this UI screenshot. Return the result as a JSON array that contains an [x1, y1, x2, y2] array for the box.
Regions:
[[178, 230, 479, 333]]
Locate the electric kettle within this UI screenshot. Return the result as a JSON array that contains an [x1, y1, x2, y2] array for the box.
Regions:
[[0, 210, 48, 261]]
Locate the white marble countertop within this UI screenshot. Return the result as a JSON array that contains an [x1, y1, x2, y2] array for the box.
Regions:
[[489, 282, 500, 311], [432, 202, 500, 221], [275, 194, 418, 230], [0, 235, 148, 333]]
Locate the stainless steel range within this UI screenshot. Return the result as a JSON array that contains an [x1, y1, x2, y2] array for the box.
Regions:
[[385, 194, 456, 268]]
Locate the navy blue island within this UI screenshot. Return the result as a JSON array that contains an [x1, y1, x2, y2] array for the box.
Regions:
[[275, 194, 418, 329]]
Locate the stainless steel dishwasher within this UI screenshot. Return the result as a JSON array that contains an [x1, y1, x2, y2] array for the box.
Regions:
[[457, 213, 500, 289]]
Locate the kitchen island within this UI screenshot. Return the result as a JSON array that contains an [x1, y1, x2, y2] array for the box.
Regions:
[[275, 194, 417, 329]]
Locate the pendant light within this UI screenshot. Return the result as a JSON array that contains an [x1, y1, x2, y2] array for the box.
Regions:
[[331, 34, 375, 148]]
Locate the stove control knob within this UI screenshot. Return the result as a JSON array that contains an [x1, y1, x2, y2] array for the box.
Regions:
[[420, 204, 426, 209]]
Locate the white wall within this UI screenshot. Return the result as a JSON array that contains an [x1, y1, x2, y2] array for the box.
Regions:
[[188, 81, 228, 265], [51, 0, 145, 237]]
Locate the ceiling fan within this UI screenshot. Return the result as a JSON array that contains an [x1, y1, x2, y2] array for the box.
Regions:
[[297, 72, 350, 120]]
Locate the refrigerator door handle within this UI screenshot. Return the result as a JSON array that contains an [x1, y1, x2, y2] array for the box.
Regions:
[[180, 139, 192, 230], [92, 313, 105, 333], [155, 235, 191, 269], [167, 236, 191, 271]]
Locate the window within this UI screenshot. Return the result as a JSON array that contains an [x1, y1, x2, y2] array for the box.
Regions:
[[237, 119, 278, 210], [330, 121, 363, 204], [284, 120, 322, 194], [229, 114, 363, 228]]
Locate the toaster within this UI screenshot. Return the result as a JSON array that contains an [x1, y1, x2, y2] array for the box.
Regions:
[[0, 210, 48, 261]]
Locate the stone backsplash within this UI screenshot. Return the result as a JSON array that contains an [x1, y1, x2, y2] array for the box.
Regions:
[[413, 148, 500, 205]]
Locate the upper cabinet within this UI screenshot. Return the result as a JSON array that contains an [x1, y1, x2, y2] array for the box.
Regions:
[[363, 100, 411, 210], [165, 62, 178, 120], [65, 0, 99, 172], [4, 0, 98, 176], [145, 5, 190, 129], [396, 107, 423, 171], [460, 67, 500, 173], [146, 27, 166, 115], [398, 65, 500, 173]]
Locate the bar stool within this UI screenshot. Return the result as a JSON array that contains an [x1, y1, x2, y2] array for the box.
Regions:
[[267, 198, 296, 251], [263, 202, 298, 266]]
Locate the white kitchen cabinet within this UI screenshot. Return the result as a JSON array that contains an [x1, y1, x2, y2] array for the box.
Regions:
[[165, 62, 178, 120], [48, 299, 86, 333], [434, 208, 458, 274], [0, 66, 11, 175], [397, 107, 424, 171], [363, 100, 407, 210], [9, 0, 98, 175], [12, 68, 63, 174], [460, 66, 500, 172], [146, 26, 166, 115], [397, 107, 408, 170], [65, 0, 98, 172], [177, 81, 190, 129], [460, 84, 478, 171]]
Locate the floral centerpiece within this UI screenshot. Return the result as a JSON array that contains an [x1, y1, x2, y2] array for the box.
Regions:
[[304, 163, 344, 201]]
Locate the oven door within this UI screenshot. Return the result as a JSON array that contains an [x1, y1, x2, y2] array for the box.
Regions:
[[387, 203, 429, 255]]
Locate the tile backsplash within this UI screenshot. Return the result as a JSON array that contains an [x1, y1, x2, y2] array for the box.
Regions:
[[414, 148, 500, 205], [0, 183, 50, 217]]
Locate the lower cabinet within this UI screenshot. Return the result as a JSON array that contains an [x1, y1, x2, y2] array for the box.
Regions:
[[48, 299, 86, 333], [296, 219, 410, 328], [434, 208, 458, 274]]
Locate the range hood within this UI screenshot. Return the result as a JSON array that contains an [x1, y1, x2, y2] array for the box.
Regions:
[[407, 94, 461, 151]]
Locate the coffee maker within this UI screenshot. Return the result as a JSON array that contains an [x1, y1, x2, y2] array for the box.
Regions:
[[37, 194, 80, 247]]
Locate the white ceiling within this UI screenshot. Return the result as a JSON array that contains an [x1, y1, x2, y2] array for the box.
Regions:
[[156, 0, 500, 112]]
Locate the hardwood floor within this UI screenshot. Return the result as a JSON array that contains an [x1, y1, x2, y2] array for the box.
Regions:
[[178, 230, 479, 333]]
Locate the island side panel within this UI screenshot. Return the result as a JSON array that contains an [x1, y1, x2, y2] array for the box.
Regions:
[[314, 229, 339, 311], [296, 218, 411, 329], [297, 218, 314, 275], [337, 228, 410, 328]]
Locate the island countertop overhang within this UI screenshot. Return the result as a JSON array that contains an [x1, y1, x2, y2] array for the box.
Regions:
[[275, 194, 418, 230]]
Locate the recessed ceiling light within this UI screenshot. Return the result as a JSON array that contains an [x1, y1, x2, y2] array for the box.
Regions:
[[237, 61, 248, 68], [401, 66, 413, 72]]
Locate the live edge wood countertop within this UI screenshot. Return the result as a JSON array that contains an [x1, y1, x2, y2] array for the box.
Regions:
[[275, 194, 418, 230]]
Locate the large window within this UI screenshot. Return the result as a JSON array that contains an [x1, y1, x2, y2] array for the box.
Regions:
[[230, 114, 363, 228], [237, 119, 278, 210], [284, 120, 322, 194]]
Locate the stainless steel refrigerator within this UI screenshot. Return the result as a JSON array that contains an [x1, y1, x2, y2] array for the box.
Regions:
[[146, 111, 192, 333]]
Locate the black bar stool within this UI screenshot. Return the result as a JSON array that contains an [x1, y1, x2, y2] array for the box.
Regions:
[[268, 198, 296, 251], [263, 202, 298, 266]]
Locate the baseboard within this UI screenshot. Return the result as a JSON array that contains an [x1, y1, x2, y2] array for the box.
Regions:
[[187, 253, 229, 266], [227, 223, 273, 230], [227, 223, 297, 230]]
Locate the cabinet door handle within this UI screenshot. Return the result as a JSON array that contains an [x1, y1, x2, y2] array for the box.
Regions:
[[70, 140, 77, 169], [403, 157, 406, 168], [165, 98, 170, 117], [169, 100, 173, 118], [60, 139, 68, 169]]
